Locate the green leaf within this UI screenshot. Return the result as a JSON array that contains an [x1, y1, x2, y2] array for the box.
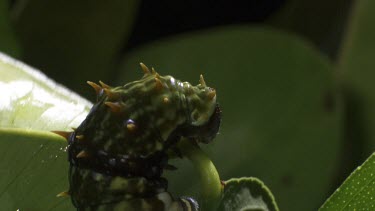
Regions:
[[0, 128, 73, 210], [0, 52, 91, 130], [319, 152, 375, 210], [0, 52, 91, 210], [12, 0, 140, 95], [0, 0, 20, 57], [118, 26, 342, 211], [219, 177, 279, 211], [338, 1, 375, 156]]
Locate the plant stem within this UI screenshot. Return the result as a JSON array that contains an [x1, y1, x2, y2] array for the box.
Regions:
[[177, 138, 223, 211]]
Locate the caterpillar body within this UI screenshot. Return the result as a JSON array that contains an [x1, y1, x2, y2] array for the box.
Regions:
[[55, 64, 221, 211]]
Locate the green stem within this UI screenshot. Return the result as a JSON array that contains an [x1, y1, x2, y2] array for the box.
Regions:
[[177, 138, 223, 211]]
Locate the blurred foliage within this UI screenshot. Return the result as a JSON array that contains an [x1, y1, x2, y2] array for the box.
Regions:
[[118, 27, 341, 211], [0, 0, 20, 57], [338, 0, 375, 157], [11, 0, 140, 96], [1, 0, 375, 210], [268, 0, 353, 59]]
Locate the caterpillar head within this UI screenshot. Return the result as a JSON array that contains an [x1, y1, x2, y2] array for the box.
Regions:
[[179, 75, 221, 144], [135, 64, 221, 145], [185, 74, 217, 126]]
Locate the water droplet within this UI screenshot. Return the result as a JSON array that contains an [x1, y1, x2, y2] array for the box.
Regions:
[[59, 146, 68, 152]]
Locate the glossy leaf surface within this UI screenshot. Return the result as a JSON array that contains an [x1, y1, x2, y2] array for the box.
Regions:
[[320, 153, 375, 210]]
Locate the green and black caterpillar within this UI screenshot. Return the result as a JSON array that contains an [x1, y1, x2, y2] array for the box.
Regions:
[[55, 63, 221, 211]]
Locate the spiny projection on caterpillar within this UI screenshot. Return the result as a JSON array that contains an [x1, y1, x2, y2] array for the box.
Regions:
[[53, 63, 221, 211]]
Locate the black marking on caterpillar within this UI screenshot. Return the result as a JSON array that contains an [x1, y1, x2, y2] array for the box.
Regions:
[[56, 63, 221, 211]]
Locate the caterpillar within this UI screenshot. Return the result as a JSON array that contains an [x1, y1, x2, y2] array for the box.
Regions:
[[54, 63, 221, 211]]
